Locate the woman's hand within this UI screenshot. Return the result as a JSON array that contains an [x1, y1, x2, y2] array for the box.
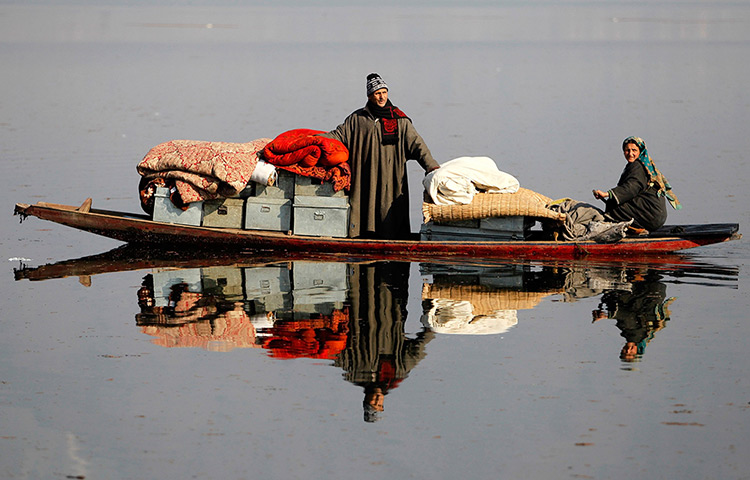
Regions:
[[593, 189, 609, 201]]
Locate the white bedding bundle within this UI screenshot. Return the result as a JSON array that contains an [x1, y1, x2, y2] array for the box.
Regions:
[[423, 156, 520, 205]]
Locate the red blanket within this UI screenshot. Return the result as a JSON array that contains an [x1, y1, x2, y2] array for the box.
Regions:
[[260, 309, 350, 360], [261, 129, 351, 191]]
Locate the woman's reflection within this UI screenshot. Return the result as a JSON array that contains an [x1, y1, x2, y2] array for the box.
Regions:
[[591, 271, 675, 361], [334, 262, 434, 422]]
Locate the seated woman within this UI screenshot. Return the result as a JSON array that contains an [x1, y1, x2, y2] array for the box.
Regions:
[[593, 136, 680, 233]]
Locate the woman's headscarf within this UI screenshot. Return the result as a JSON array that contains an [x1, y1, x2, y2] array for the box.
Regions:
[[622, 136, 681, 210]]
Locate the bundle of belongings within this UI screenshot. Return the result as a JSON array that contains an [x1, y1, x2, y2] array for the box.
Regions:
[[138, 138, 273, 212], [545, 199, 633, 243], [422, 156, 632, 243], [260, 128, 350, 191], [137, 129, 350, 214]]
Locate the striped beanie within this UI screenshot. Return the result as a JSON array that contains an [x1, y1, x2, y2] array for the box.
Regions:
[[366, 73, 388, 95]]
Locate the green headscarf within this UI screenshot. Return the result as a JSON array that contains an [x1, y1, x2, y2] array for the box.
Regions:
[[622, 136, 681, 210]]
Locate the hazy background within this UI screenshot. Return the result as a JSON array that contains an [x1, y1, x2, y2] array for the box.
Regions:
[[2, 2, 748, 479]]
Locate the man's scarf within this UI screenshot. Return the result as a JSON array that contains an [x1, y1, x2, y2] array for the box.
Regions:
[[623, 136, 682, 210], [367, 100, 410, 145]]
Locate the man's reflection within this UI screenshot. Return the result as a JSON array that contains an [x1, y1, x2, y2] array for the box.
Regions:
[[334, 262, 434, 422], [591, 271, 675, 362]]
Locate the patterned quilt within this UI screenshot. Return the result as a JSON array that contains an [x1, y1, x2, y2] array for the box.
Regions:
[[137, 138, 272, 205]]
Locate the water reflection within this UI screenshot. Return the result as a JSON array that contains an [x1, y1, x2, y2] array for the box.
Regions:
[[136, 263, 352, 356], [593, 271, 674, 362], [136, 268, 265, 351], [132, 260, 429, 422], [338, 262, 432, 423], [15, 247, 739, 420], [421, 262, 683, 363], [421, 263, 565, 335]]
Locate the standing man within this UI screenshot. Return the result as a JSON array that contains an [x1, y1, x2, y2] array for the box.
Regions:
[[320, 73, 440, 239]]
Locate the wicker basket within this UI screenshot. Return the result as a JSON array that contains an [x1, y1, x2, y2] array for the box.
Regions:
[[422, 187, 565, 223], [422, 283, 561, 313]]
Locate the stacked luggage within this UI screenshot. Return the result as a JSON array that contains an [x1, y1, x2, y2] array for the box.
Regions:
[[152, 170, 349, 238]]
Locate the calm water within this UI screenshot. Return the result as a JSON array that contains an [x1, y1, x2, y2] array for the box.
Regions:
[[2, 2, 749, 479]]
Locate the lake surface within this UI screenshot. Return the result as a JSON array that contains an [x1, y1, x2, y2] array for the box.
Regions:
[[2, 2, 749, 479]]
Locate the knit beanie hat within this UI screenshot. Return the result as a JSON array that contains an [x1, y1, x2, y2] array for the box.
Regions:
[[366, 73, 388, 96]]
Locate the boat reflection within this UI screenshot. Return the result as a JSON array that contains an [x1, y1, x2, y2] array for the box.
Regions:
[[14, 246, 739, 420], [420, 262, 689, 363], [421, 263, 565, 336], [136, 262, 353, 357]]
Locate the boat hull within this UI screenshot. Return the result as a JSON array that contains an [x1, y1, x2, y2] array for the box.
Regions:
[[14, 202, 741, 261]]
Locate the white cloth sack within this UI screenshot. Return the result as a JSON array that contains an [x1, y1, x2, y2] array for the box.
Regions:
[[423, 156, 520, 206], [250, 159, 277, 186]]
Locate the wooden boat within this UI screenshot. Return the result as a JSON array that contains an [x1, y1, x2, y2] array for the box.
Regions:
[[13, 200, 741, 260], [14, 243, 740, 287]]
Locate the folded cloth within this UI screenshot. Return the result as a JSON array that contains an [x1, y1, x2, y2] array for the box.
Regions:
[[283, 161, 349, 192], [261, 128, 351, 191], [137, 138, 272, 204], [423, 156, 520, 205]]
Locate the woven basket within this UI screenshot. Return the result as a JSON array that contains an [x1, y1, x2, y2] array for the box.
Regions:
[[422, 187, 565, 223], [422, 283, 561, 313]]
